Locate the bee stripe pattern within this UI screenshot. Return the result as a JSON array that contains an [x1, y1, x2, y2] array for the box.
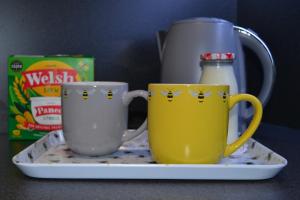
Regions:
[[218, 91, 228, 103], [100, 89, 118, 100], [63, 89, 68, 99], [82, 90, 89, 100], [189, 90, 211, 103], [161, 90, 181, 102]]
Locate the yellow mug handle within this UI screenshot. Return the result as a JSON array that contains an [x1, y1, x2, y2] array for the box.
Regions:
[[224, 94, 263, 157]]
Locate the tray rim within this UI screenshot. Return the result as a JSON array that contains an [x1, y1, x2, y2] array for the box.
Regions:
[[12, 131, 288, 168], [14, 162, 287, 169], [12, 130, 288, 180]]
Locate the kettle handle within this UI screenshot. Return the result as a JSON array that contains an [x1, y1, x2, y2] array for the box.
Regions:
[[234, 26, 276, 119]]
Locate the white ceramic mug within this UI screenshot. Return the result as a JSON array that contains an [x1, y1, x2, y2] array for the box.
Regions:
[[62, 81, 148, 156]]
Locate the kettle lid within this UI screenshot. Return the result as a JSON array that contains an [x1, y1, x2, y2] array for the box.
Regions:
[[174, 17, 231, 25]]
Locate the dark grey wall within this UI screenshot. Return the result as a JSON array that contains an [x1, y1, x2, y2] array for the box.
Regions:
[[237, 0, 300, 129], [2, 0, 299, 131], [0, 0, 237, 131]]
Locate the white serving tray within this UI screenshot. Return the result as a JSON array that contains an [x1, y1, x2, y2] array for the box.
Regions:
[[12, 130, 287, 180]]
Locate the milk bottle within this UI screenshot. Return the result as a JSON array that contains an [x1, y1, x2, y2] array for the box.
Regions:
[[199, 53, 239, 144]]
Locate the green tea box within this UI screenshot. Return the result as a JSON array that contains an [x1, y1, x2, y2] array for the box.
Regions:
[[8, 55, 94, 140]]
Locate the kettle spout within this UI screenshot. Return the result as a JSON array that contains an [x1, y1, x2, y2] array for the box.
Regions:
[[156, 31, 167, 62]]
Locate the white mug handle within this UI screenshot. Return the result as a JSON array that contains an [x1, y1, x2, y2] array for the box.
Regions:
[[121, 90, 148, 142]]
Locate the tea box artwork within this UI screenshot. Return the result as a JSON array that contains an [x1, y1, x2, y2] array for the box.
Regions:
[[8, 55, 94, 140]]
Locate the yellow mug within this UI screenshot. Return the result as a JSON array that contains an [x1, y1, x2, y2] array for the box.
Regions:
[[148, 84, 263, 164]]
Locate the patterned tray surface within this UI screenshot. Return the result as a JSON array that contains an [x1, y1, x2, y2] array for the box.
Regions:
[[14, 130, 285, 166]]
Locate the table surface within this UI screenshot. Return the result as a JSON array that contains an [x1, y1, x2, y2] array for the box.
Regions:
[[0, 123, 299, 200]]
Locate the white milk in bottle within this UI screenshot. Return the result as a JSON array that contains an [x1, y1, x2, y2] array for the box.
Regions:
[[199, 52, 239, 144]]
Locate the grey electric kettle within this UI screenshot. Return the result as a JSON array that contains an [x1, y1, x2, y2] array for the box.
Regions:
[[157, 17, 275, 120]]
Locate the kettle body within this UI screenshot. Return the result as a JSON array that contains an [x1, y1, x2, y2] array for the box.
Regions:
[[157, 18, 275, 122]]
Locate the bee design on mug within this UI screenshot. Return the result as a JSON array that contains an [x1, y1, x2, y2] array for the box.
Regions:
[[218, 91, 229, 103], [189, 90, 211, 103], [148, 90, 154, 101], [100, 88, 118, 100], [63, 88, 72, 99], [82, 90, 89, 100], [76, 89, 96, 100], [161, 90, 181, 102]]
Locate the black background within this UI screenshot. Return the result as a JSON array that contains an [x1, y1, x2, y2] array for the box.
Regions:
[[238, 0, 300, 129], [0, 0, 299, 130]]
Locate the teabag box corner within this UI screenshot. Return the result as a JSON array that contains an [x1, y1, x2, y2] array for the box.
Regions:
[[7, 55, 94, 140]]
